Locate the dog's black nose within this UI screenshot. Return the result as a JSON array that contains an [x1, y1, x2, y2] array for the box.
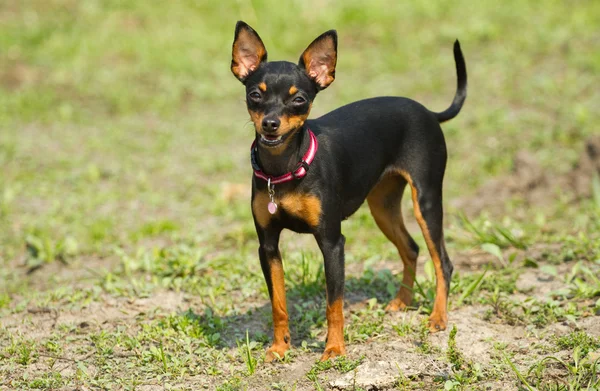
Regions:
[[262, 118, 280, 133]]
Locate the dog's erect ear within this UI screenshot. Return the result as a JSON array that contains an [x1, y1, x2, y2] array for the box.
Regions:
[[231, 21, 268, 83], [299, 30, 337, 90]]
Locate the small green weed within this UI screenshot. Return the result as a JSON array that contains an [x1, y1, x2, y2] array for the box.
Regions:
[[443, 325, 483, 389], [566, 261, 600, 301], [484, 294, 578, 328], [216, 377, 244, 391], [24, 234, 78, 270], [307, 355, 364, 376], [0, 293, 10, 309], [21, 372, 65, 389], [394, 363, 412, 390], [346, 299, 385, 343], [240, 330, 258, 375], [17, 340, 36, 365], [305, 357, 364, 390], [271, 382, 298, 391], [158, 309, 223, 347], [305, 370, 325, 391], [416, 319, 437, 354], [392, 314, 417, 337], [504, 353, 536, 391], [527, 346, 600, 390], [447, 325, 464, 370], [452, 267, 488, 306], [458, 214, 528, 250], [554, 331, 600, 358]]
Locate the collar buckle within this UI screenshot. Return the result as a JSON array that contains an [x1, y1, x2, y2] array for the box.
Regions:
[[292, 160, 310, 179]]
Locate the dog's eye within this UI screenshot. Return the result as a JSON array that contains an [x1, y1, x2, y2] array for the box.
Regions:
[[292, 96, 306, 104], [248, 91, 262, 101]]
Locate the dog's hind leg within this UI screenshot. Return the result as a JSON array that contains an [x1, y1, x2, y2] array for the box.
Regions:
[[399, 169, 453, 332], [367, 175, 420, 311], [314, 218, 347, 361]]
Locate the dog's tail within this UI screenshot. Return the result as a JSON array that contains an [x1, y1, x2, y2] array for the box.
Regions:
[[433, 40, 467, 123]]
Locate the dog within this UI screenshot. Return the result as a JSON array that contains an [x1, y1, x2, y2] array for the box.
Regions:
[[230, 21, 467, 362]]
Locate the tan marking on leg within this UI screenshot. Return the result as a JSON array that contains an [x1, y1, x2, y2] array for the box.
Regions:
[[252, 191, 275, 228], [265, 260, 291, 362], [280, 193, 321, 227], [288, 85, 298, 95], [396, 170, 448, 332], [258, 82, 267, 92], [367, 177, 417, 311], [321, 297, 345, 361]]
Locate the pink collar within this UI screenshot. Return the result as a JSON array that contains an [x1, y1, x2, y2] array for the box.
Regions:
[[250, 129, 318, 184]]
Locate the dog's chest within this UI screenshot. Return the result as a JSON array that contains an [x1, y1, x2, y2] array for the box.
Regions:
[[252, 191, 321, 230]]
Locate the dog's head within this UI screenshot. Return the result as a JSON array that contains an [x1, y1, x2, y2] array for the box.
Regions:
[[231, 21, 337, 149]]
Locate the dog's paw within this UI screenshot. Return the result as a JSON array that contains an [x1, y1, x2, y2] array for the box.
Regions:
[[319, 344, 346, 362], [427, 312, 447, 333], [385, 298, 409, 312], [385, 288, 413, 312], [265, 343, 290, 363]]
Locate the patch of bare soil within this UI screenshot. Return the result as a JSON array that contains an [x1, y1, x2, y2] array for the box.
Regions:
[[1, 290, 188, 335], [267, 305, 526, 390], [1, 291, 192, 388], [452, 136, 600, 216], [3, 246, 598, 390]]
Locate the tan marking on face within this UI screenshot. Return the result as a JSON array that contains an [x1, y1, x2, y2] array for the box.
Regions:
[[248, 110, 264, 133], [275, 102, 312, 138], [258, 82, 267, 92], [288, 85, 298, 95], [252, 191, 273, 228], [281, 112, 309, 132], [280, 193, 321, 227], [258, 103, 312, 156]]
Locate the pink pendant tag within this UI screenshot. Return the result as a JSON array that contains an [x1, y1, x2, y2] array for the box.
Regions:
[[267, 201, 278, 214]]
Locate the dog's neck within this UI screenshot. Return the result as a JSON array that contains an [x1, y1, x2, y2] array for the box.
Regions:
[[255, 126, 310, 177]]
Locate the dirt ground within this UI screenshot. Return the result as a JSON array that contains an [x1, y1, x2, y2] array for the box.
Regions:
[[2, 248, 598, 390]]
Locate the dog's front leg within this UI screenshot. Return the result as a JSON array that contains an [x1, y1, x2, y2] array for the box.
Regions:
[[315, 226, 346, 361], [257, 226, 290, 362]]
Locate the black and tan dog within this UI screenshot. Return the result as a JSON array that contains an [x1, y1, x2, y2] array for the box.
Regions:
[[231, 21, 467, 362]]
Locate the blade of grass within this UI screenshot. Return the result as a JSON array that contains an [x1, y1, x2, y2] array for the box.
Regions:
[[592, 172, 600, 209], [245, 330, 256, 375], [503, 352, 537, 391], [495, 226, 527, 249], [457, 267, 488, 305]]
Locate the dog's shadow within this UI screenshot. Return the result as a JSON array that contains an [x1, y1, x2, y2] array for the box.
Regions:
[[182, 267, 401, 352]]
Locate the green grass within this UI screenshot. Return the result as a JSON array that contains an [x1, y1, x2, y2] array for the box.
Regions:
[[1, 0, 600, 390], [507, 339, 600, 391]]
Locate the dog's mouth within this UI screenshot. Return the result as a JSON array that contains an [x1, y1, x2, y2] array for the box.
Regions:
[[259, 133, 286, 147]]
